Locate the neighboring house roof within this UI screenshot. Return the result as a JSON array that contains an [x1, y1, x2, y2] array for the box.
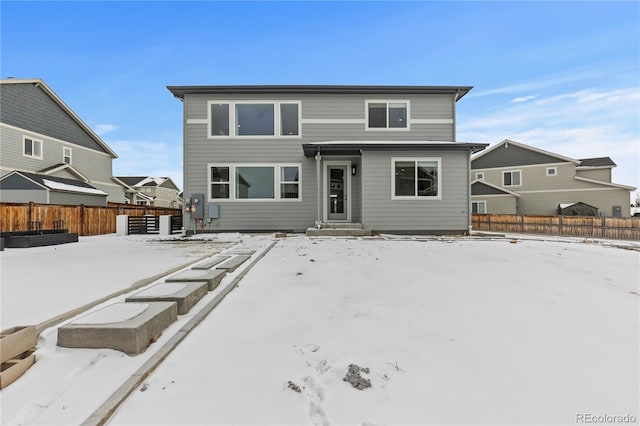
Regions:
[[574, 176, 636, 191], [0, 78, 118, 158], [125, 191, 154, 202], [577, 157, 617, 168], [471, 180, 520, 197], [471, 139, 579, 169], [38, 163, 89, 182], [0, 171, 107, 195], [167, 85, 474, 101], [303, 141, 488, 157], [115, 176, 181, 191]]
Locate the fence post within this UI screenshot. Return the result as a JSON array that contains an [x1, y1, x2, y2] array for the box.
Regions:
[[116, 215, 129, 236], [28, 201, 34, 228], [559, 215, 563, 236], [487, 214, 491, 231], [80, 204, 85, 236], [601, 216, 606, 239], [520, 215, 524, 233]]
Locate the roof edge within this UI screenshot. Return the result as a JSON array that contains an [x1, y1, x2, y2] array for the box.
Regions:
[[167, 85, 473, 100]]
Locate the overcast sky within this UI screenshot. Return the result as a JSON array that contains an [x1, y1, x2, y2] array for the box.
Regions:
[[2, 1, 638, 198]]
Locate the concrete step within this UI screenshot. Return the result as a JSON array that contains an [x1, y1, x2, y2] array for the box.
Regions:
[[126, 282, 209, 315], [57, 302, 178, 355], [306, 228, 373, 237], [320, 223, 363, 229], [166, 269, 226, 291]]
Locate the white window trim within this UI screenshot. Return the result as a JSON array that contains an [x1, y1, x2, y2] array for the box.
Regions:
[[475, 172, 485, 180], [503, 170, 522, 187], [391, 157, 442, 200], [63, 146, 72, 164], [365, 99, 411, 131], [472, 200, 487, 214], [208, 163, 302, 202], [207, 100, 302, 139], [546, 167, 557, 176], [23, 136, 43, 160]]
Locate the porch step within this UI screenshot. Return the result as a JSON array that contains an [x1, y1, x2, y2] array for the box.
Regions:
[[320, 223, 363, 229], [306, 227, 373, 237]]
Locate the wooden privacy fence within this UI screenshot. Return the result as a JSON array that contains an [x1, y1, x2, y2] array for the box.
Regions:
[[0, 202, 181, 236], [472, 213, 640, 240]]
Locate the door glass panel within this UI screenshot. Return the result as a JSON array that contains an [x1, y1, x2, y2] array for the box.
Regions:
[[329, 168, 344, 214]]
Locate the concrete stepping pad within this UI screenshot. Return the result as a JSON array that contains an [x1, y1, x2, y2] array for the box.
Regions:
[[166, 269, 226, 291], [57, 302, 177, 355], [216, 255, 251, 272], [227, 249, 256, 255], [192, 255, 231, 270], [125, 282, 208, 315]]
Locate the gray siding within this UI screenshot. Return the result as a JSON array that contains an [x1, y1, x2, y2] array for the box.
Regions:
[[0, 83, 108, 153], [182, 92, 461, 231], [471, 195, 517, 215], [0, 189, 48, 204], [50, 191, 106, 206], [361, 150, 471, 232], [471, 181, 509, 195], [575, 168, 611, 182], [472, 144, 567, 169], [516, 190, 631, 217]]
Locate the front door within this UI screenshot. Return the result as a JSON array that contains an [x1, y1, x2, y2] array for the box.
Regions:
[[327, 165, 348, 221]]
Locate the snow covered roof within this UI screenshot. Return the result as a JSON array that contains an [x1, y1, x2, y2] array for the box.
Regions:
[[1, 171, 107, 196], [116, 176, 180, 191]]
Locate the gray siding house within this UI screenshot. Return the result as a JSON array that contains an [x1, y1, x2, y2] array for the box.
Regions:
[[116, 176, 182, 208], [471, 139, 636, 217], [0, 78, 127, 204], [167, 85, 487, 233]]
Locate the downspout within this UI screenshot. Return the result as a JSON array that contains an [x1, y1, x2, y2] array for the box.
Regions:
[[315, 149, 322, 228], [468, 147, 472, 235]]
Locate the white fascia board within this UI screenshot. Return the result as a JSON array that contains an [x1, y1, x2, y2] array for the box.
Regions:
[[574, 176, 636, 191], [471, 138, 579, 164]]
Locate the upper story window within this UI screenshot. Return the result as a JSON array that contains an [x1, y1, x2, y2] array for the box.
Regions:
[[63, 147, 72, 164], [23, 136, 43, 159], [208, 101, 300, 138], [366, 100, 410, 131], [392, 157, 441, 200], [503, 170, 522, 187], [475, 172, 485, 180], [546, 167, 557, 176]]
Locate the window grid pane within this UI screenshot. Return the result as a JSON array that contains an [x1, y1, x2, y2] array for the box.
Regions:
[[280, 104, 299, 136], [211, 104, 230, 136], [236, 166, 275, 199], [394, 161, 416, 196], [388, 103, 407, 128], [417, 161, 438, 196], [368, 103, 387, 128], [236, 104, 275, 136], [24, 139, 33, 156]]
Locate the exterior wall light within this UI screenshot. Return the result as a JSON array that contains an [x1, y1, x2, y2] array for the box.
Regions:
[[351, 165, 357, 176]]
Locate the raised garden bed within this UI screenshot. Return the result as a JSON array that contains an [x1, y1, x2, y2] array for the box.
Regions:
[[0, 326, 37, 389], [0, 230, 78, 248]]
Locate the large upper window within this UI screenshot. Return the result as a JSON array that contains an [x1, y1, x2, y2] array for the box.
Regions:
[[23, 137, 43, 159], [366, 100, 409, 130], [208, 101, 301, 138], [392, 158, 441, 199], [209, 164, 301, 201], [503, 170, 521, 187]]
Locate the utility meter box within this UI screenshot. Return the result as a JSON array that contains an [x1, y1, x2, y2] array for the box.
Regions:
[[186, 194, 205, 219]]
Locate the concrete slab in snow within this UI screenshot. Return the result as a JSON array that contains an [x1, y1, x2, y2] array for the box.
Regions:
[[165, 269, 226, 291], [126, 282, 208, 315]]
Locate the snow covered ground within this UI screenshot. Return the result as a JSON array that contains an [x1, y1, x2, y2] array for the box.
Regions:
[[1, 234, 638, 425]]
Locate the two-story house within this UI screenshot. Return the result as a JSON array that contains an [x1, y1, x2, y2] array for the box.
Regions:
[[0, 78, 127, 206], [470, 139, 636, 217], [167, 85, 487, 233], [116, 176, 182, 208]]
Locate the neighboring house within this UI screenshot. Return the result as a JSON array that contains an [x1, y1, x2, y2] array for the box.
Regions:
[[0, 171, 107, 206], [470, 139, 636, 217], [116, 176, 182, 208], [0, 78, 127, 204], [167, 84, 487, 233]]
